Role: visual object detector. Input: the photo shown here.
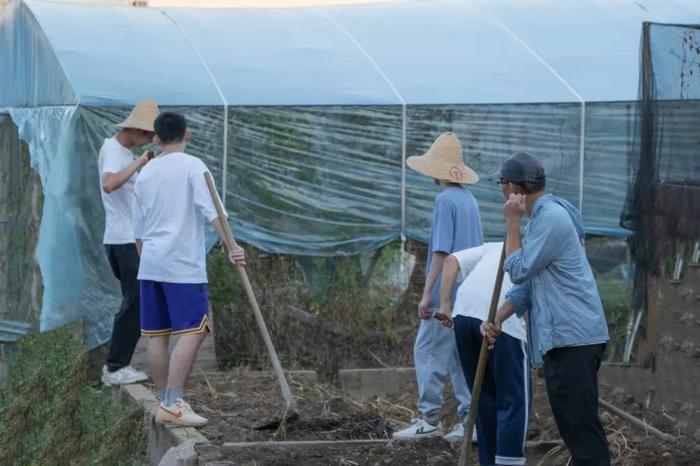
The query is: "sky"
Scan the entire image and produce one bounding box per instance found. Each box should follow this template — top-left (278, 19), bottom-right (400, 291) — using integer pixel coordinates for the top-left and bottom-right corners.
top-left (6, 0), bottom-right (406, 8)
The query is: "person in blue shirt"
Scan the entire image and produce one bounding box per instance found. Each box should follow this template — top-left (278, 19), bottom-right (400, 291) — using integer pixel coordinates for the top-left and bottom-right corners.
top-left (482, 153), bottom-right (611, 466)
top-left (393, 132), bottom-right (484, 442)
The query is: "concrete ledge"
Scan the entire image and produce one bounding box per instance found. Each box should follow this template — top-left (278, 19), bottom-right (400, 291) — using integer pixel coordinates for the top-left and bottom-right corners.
top-left (158, 439), bottom-right (199, 466)
top-left (338, 367), bottom-right (416, 398)
top-left (119, 384), bottom-right (209, 466)
top-left (222, 439), bottom-right (390, 453)
top-left (221, 438), bottom-right (563, 462)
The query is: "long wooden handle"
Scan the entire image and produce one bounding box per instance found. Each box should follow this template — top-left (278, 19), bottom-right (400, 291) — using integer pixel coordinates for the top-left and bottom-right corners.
top-left (204, 172), bottom-right (298, 417)
top-left (459, 241), bottom-right (507, 466)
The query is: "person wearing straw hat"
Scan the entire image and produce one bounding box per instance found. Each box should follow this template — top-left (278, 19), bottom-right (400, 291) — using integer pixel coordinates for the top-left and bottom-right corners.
top-left (393, 132), bottom-right (484, 442)
top-left (99, 99), bottom-right (160, 386)
top-left (133, 111), bottom-right (245, 427)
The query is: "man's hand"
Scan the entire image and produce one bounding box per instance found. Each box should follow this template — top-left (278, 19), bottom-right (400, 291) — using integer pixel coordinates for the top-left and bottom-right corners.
top-left (137, 150), bottom-right (154, 167)
top-left (503, 193), bottom-right (526, 220)
top-left (418, 294), bottom-right (432, 319)
top-left (434, 308), bottom-right (453, 329)
top-left (480, 320), bottom-right (502, 349)
top-left (228, 247), bottom-right (246, 266)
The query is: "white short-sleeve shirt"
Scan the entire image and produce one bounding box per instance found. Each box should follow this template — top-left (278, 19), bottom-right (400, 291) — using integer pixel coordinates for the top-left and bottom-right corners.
top-left (452, 242), bottom-right (527, 342)
top-left (133, 152), bottom-right (223, 284)
top-left (98, 137), bottom-right (137, 245)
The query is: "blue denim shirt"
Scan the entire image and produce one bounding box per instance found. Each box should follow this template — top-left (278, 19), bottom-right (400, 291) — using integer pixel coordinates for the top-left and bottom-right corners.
top-left (505, 194), bottom-right (609, 368)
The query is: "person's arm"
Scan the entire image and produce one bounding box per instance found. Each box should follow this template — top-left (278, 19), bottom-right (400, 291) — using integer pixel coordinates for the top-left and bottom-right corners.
top-left (480, 300), bottom-right (516, 349)
top-left (504, 211), bottom-right (567, 284)
top-left (437, 247), bottom-right (482, 327)
top-left (436, 255), bottom-right (459, 327)
top-left (480, 275), bottom-right (531, 348)
top-left (135, 239), bottom-right (142, 256)
top-left (102, 151), bottom-right (151, 193)
top-left (419, 195), bottom-right (456, 318)
top-left (419, 252), bottom-right (448, 318)
top-left (211, 217), bottom-right (245, 265)
top-left (503, 194), bottom-right (525, 256)
top-left (191, 168), bottom-right (245, 266)
top-left (506, 283), bottom-right (532, 318)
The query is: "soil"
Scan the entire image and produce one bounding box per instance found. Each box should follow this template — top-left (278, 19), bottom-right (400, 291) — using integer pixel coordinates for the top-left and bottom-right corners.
top-left (183, 369), bottom-right (389, 444)
top-left (177, 369), bottom-right (700, 465)
top-left (198, 439), bottom-right (464, 466)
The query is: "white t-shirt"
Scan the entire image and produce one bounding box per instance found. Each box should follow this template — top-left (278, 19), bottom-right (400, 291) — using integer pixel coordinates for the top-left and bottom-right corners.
top-left (452, 242), bottom-right (527, 342)
top-left (133, 153), bottom-right (223, 284)
top-left (98, 137), bottom-right (137, 245)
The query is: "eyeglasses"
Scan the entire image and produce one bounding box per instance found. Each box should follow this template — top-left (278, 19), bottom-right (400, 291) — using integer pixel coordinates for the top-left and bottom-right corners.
top-left (496, 178), bottom-right (510, 185)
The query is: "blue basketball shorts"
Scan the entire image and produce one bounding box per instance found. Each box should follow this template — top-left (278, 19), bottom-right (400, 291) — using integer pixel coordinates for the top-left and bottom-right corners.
top-left (139, 280), bottom-right (210, 337)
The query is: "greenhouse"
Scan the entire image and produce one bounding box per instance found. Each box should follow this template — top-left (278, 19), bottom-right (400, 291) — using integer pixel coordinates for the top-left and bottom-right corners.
top-left (1, 0), bottom-right (699, 348)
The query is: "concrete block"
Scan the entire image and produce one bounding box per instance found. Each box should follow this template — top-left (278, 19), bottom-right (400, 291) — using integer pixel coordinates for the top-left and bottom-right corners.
top-left (158, 439), bottom-right (198, 466)
top-left (338, 367), bottom-right (416, 398)
top-left (121, 383), bottom-right (158, 407)
top-left (119, 383), bottom-right (209, 466)
top-left (147, 420), bottom-right (208, 466)
top-left (168, 425), bottom-right (209, 445)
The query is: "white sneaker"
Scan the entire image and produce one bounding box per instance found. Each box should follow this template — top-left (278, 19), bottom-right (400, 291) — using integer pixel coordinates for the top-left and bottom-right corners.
top-left (101, 365), bottom-right (149, 386)
top-left (155, 398), bottom-right (208, 427)
top-left (392, 418), bottom-right (443, 440)
top-left (444, 423), bottom-right (478, 443)
top-left (123, 365), bottom-right (149, 382)
top-left (444, 423), bottom-right (464, 443)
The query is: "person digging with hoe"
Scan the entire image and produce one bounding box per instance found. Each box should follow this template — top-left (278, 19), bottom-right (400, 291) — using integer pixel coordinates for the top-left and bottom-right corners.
top-left (436, 239), bottom-right (530, 466)
top-left (133, 111), bottom-right (245, 427)
top-left (482, 152), bottom-right (611, 466)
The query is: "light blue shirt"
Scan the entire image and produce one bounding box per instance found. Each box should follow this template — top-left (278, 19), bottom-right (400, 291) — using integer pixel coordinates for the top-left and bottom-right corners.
top-left (505, 194), bottom-right (609, 368)
top-left (426, 186), bottom-right (484, 308)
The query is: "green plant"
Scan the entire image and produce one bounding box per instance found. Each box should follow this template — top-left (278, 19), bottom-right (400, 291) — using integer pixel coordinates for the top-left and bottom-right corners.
top-left (0, 322), bottom-right (147, 466)
top-left (598, 280), bottom-right (632, 361)
top-left (207, 240), bottom-right (418, 372)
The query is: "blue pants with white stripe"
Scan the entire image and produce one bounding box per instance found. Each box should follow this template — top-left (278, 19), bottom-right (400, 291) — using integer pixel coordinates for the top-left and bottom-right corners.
top-left (454, 316), bottom-right (531, 466)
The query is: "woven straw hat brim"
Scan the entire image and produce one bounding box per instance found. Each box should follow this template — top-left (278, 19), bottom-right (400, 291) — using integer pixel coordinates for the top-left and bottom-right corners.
top-left (117, 100), bottom-right (160, 132)
top-left (116, 121), bottom-right (154, 132)
top-left (406, 155), bottom-right (479, 184)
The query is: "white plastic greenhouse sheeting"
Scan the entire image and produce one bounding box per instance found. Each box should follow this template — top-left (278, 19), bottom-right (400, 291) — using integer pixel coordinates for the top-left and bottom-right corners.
top-left (1, 0), bottom-right (699, 107)
top-left (1, 0), bottom-right (699, 348)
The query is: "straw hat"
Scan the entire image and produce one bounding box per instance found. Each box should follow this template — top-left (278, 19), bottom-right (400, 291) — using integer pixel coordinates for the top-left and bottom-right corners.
top-left (116, 99), bottom-right (160, 132)
top-left (406, 132), bottom-right (479, 184)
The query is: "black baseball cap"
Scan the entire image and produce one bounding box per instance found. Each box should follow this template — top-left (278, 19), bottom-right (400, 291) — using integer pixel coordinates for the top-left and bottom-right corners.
top-left (492, 152), bottom-right (546, 184)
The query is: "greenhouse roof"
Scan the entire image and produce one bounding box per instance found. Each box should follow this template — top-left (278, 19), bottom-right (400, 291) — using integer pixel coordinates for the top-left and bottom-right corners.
top-left (1, 0), bottom-right (700, 107)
